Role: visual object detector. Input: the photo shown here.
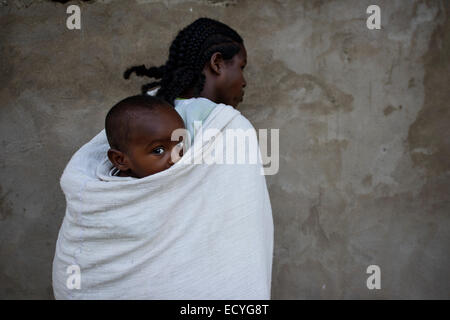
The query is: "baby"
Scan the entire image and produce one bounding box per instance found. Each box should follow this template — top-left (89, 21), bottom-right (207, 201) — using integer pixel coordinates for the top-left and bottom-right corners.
top-left (105, 95), bottom-right (186, 178)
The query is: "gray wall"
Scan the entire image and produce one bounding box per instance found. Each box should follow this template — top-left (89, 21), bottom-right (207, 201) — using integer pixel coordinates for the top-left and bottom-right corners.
top-left (1, 0), bottom-right (449, 299)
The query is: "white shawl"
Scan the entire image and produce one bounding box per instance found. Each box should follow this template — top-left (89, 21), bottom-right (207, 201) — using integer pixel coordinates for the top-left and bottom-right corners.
top-left (52, 101), bottom-right (273, 299)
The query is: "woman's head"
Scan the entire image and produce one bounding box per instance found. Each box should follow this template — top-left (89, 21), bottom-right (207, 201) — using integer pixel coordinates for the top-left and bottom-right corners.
top-left (124, 17), bottom-right (247, 108)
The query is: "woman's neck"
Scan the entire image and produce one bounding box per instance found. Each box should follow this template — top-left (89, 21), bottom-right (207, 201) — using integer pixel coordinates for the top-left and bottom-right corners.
top-left (179, 83), bottom-right (218, 103)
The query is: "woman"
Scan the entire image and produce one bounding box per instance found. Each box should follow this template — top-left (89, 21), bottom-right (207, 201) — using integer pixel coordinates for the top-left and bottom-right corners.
top-left (52, 17), bottom-right (273, 299)
top-left (124, 17), bottom-right (249, 148)
top-left (124, 17), bottom-right (247, 109)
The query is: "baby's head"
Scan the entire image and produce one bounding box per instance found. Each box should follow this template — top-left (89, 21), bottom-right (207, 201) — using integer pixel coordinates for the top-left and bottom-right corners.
top-left (105, 95), bottom-right (185, 178)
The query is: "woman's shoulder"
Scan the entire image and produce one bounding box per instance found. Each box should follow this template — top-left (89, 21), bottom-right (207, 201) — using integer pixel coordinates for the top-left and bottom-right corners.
top-left (224, 109), bottom-right (255, 131)
top-left (175, 97), bottom-right (217, 122)
top-left (146, 89), bottom-right (253, 130)
top-left (175, 96), bottom-right (216, 110)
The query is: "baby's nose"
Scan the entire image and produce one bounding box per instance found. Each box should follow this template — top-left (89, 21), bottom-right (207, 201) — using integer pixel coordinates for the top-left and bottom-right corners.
top-left (169, 142), bottom-right (184, 165)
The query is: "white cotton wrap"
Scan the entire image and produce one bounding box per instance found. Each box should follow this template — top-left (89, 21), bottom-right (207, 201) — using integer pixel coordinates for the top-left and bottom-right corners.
top-left (52, 102), bottom-right (274, 299)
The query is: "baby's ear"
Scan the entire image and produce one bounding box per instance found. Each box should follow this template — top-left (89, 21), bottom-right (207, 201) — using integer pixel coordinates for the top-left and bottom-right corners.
top-left (107, 149), bottom-right (130, 172)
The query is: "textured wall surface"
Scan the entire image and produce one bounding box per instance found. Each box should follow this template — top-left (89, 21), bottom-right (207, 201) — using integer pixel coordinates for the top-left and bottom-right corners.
top-left (0, 0), bottom-right (449, 299)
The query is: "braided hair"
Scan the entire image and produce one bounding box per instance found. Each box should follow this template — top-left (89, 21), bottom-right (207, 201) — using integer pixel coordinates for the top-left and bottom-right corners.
top-left (124, 17), bottom-right (243, 106)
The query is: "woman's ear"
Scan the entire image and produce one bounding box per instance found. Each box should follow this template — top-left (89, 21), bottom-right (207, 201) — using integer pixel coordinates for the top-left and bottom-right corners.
top-left (107, 149), bottom-right (131, 172)
top-left (208, 52), bottom-right (225, 75)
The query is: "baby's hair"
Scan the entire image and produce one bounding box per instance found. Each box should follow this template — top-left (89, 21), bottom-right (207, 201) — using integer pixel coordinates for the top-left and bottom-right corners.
top-left (123, 17), bottom-right (243, 106)
top-left (105, 95), bottom-right (168, 153)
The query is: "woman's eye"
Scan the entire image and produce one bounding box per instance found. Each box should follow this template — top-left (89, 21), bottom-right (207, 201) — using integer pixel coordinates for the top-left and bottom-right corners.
top-left (152, 147), bottom-right (164, 155)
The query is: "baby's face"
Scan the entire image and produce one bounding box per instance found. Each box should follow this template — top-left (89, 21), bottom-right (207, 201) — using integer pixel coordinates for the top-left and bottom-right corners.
top-left (124, 107), bottom-right (186, 178)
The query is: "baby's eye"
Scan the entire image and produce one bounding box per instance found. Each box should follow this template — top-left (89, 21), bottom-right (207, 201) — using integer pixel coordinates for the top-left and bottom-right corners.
top-left (152, 147), bottom-right (165, 155)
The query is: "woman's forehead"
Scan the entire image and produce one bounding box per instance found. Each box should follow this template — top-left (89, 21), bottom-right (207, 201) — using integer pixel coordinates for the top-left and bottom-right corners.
top-left (239, 44), bottom-right (247, 61)
top-left (230, 45), bottom-right (246, 65)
